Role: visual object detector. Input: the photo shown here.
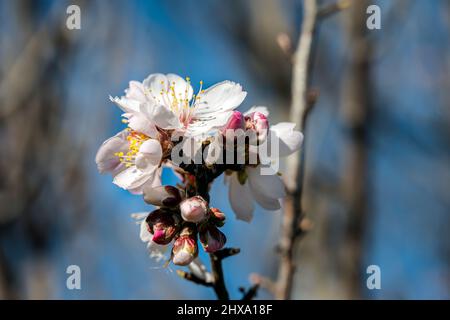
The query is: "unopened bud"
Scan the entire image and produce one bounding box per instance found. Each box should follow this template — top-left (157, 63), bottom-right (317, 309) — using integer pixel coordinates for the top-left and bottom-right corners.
top-left (180, 196), bottom-right (208, 223)
top-left (145, 209), bottom-right (180, 245)
top-left (210, 208), bottom-right (226, 227)
top-left (224, 111), bottom-right (244, 131)
top-left (199, 225), bottom-right (226, 253)
top-left (245, 111), bottom-right (269, 144)
top-left (172, 226), bottom-right (198, 266)
top-left (143, 185), bottom-right (182, 207)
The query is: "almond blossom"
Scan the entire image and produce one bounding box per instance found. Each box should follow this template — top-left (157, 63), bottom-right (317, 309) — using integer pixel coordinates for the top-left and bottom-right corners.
top-left (96, 73), bottom-right (247, 194)
top-left (225, 107), bottom-right (304, 222)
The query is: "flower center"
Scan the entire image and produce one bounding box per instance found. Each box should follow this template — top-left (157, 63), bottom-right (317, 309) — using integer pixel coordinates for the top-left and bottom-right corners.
top-left (146, 77), bottom-right (206, 128)
top-left (114, 129), bottom-right (149, 167)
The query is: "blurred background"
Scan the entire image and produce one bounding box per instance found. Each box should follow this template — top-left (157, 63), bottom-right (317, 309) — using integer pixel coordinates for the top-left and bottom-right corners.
top-left (0, 0), bottom-right (449, 299)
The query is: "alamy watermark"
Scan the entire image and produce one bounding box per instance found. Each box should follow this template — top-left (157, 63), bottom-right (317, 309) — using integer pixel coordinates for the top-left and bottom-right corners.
top-left (367, 5), bottom-right (381, 30)
top-left (66, 265), bottom-right (81, 290)
top-left (66, 5), bottom-right (81, 30)
top-left (366, 264), bottom-right (381, 290)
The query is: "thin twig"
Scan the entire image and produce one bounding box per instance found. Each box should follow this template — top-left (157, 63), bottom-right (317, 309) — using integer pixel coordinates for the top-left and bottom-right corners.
top-left (318, 0), bottom-right (352, 19)
top-left (277, 0), bottom-right (319, 300)
top-left (276, 0), bottom-right (350, 300)
top-left (176, 270), bottom-right (213, 287)
top-left (241, 284), bottom-right (260, 300)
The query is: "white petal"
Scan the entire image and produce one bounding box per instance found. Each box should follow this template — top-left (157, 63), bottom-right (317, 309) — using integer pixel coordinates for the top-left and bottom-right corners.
top-left (95, 130), bottom-right (128, 174)
top-left (142, 73), bottom-right (169, 95)
top-left (135, 140), bottom-right (162, 170)
top-left (127, 113), bottom-right (158, 137)
top-left (195, 81), bottom-right (247, 116)
top-left (125, 81), bottom-right (148, 103)
top-left (139, 218), bottom-right (152, 242)
top-left (128, 168), bottom-right (162, 195)
top-left (112, 166), bottom-right (154, 190)
top-left (110, 95), bottom-right (141, 114)
top-left (247, 166), bottom-right (285, 210)
top-left (148, 241), bottom-right (169, 262)
top-left (139, 139), bottom-right (162, 158)
top-left (228, 174), bottom-right (254, 222)
top-left (269, 122), bottom-right (303, 157)
top-left (140, 103), bottom-right (180, 129)
top-left (166, 73), bottom-right (193, 101)
top-left (244, 106), bottom-right (269, 117)
top-left (187, 111), bottom-right (234, 136)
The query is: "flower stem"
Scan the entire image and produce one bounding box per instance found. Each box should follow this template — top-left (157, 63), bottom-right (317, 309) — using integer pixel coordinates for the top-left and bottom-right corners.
top-left (209, 252), bottom-right (229, 300)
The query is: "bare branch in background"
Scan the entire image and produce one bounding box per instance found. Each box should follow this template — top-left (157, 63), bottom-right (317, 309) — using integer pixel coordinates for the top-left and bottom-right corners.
top-left (0, 0), bottom-right (87, 299)
top-left (276, 0), bottom-right (350, 300)
top-left (339, 0), bottom-right (372, 298)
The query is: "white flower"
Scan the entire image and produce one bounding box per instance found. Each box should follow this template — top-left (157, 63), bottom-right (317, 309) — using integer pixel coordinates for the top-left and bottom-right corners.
top-left (95, 129), bottom-right (162, 194)
top-left (226, 107), bottom-right (304, 222)
top-left (97, 73), bottom-right (247, 193)
top-left (111, 73), bottom-right (247, 139)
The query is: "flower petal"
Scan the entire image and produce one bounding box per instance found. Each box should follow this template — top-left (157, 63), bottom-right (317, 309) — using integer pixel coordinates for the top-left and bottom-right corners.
top-left (127, 113), bottom-right (158, 137)
top-left (95, 130), bottom-right (128, 175)
top-left (110, 95), bottom-right (141, 114)
top-left (135, 139), bottom-right (162, 170)
top-left (139, 218), bottom-right (152, 242)
top-left (186, 110), bottom-right (234, 136)
top-left (143, 73), bottom-right (169, 96)
top-left (140, 103), bottom-right (180, 129)
top-left (228, 174), bottom-right (254, 222)
top-left (244, 106), bottom-right (269, 117)
top-left (166, 73), bottom-right (193, 101)
top-left (147, 240), bottom-right (169, 262)
top-left (128, 167), bottom-right (162, 195)
top-left (269, 122), bottom-right (303, 157)
top-left (125, 81), bottom-right (148, 103)
top-left (247, 166), bottom-right (285, 210)
top-left (195, 81), bottom-right (247, 115)
top-left (112, 166), bottom-right (154, 191)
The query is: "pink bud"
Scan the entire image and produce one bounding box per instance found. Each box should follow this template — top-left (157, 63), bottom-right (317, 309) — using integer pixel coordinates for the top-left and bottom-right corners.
top-left (199, 225), bottom-right (226, 253)
top-left (143, 185), bottom-right (182, 207)
top-left (224, 111), bottom-right (244, 131)
top-left (172, 226), bottom-right (198, 266)
top-left (179, 196), bottom-right (208, 223)
top-left (145, 209), bottom-right (180, 245)
top-left (210, 208), bottom-right (226, 227)
top-left (245, 112), bottom-right (269, 143)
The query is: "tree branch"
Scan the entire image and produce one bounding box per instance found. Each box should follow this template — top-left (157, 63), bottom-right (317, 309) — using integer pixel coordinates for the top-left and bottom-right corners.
top-left (176, 270), bottom-right (213, 287)
top-left (209, 247), bottom-right (240, 300)
top-left (276, 0), bottom-right (319, 300)
top-left (275, 0), bottom-right (350, 300)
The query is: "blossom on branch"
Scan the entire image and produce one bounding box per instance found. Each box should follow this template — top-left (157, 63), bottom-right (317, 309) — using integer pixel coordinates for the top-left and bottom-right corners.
top-left (96, 73), bottom-right (303, 269)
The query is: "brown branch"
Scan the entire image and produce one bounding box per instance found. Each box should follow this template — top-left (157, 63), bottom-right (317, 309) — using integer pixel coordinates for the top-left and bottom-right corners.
top-left (275, 0), bottom-right (350, 300)
top-left (176, 270), bottom-right (213, 287)
top-left (318, 0), bottom-right (352, 19)
top-left (276, 0), bottom-right (319, 300)
top-left (339, 0), bottom-right (372, 298)
top-left (241, 284), bottom-right (260, 300)
top-left (209, 248), bottom-right (240, 300)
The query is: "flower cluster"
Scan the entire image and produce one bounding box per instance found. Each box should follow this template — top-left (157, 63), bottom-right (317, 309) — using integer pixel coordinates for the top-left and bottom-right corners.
top-left (96, 73), bottom-right (302, 264)
top-left (141, 189), bottom-right (226, 265)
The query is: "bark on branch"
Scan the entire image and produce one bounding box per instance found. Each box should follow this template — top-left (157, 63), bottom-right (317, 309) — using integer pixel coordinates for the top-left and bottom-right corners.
top-left (276, 0), bottom-right (350, 300)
